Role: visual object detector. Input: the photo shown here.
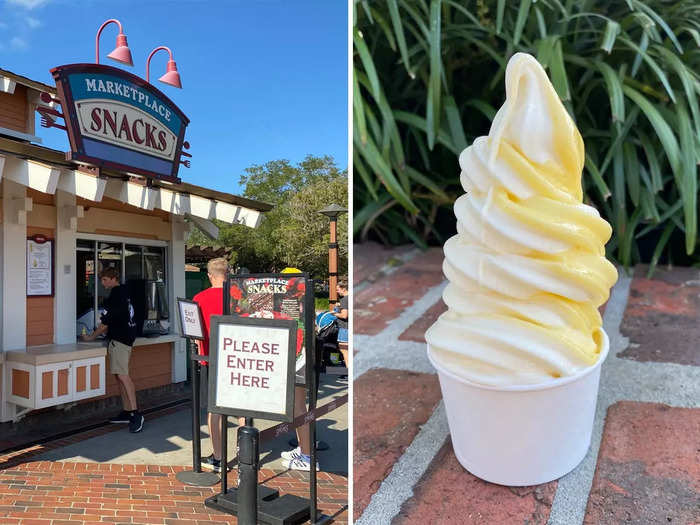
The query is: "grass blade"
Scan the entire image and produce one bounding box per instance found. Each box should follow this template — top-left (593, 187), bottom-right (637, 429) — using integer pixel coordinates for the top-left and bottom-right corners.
top-left (354, 27), bottom-right (381, 100)
top-left (496, 0), bottom-right (506, 35)
top-left (600, 19), bottom-right (620, 53)
top-left (594, 60), bottom-right (625, 123)
top-left (426, 0), bottom-right (443, 150)
top-left (513, 0), bottom-right (533, 46)
top-left (646, 222), bottom-right (674, 277)
top-left (623, 85), bottom-right (680, 175)
top-left (550, 38), bottom-right (571, 101)
top-left (623, 142), bottom-right (640, 207)
top-left (676, 99), bottom-right (698, 254)
top-left (444, 95), bottom-right (468, 152)
top-left (388, 0), bottom-right (415, 77)
top-left (584, 153), bottom-right (611, 201)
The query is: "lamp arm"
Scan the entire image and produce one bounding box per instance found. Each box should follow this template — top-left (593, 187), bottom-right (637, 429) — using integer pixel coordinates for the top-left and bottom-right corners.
top-left (146, 46), bottom-right (174, 83)
top-left (95, 19), bottom-right (124, 64)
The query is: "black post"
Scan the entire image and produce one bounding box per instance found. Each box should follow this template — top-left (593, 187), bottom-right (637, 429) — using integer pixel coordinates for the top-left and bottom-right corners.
top-left (308, 281), bottom-right (318, 523)
top-left (221, 415), bottom-right (228, 494)
top-left (237, 425), bottom-right (259, 525)
top-left (192, 358), bottom-right (201, 472)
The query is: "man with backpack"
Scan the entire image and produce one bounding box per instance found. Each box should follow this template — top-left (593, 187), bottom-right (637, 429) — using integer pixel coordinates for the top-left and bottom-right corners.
top-left (82, 267), bottom-right (143, 433)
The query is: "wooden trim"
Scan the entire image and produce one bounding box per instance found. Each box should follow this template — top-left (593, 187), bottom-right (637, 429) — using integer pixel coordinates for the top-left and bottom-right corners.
top-left (90, 364), bottom-right (100, 390)
top-left (41, 371), bottom-right (53, 399)
top-left (12, 369), bottom-right (30, 398)
top-left (76, 365), bottom-right (86, 392)
top-left (94, 229), bottom-right (159, 240)
top-left (58, 368), bottom-right (69, 397)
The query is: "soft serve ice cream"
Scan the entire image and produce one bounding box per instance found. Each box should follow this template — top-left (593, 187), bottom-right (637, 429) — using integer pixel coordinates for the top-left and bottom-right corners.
top-left (425, 53), bottom-right (618, 386)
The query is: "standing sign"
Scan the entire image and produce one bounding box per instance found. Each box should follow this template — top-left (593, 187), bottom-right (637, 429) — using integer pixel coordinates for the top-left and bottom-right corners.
top-left (208, 316), bottom-right (297, 422)
top-left (27, 235), bottom-right (53, 296)
top-left (227, 273), bottom-right (312, 385)
top-left (51, 63), bottom-right (189, 183)
top-left (176, 298), bottom-right (205, 340)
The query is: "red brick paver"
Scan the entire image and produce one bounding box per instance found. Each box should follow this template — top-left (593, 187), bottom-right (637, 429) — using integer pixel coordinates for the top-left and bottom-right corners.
top-left (584, 402), bottom-right (700, 524)
top-left (354, 248), bottom-right (443, 335)
top-left (620, 266), bottom-right (700, 366)
top-left (0, 461), bottom-right (348, 524)
top-left (398, 299), bottom-right (446, 342)
top-left (353, 368), bottom-right (442, 517)
top-left (396, 439), bottom-right (557, 524)
top-left (353, 242), bottom-right (416, 286)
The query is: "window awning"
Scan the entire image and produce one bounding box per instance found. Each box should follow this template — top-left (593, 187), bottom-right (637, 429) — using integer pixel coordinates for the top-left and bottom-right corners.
top-left (0, 152), bottom-right (266, 229)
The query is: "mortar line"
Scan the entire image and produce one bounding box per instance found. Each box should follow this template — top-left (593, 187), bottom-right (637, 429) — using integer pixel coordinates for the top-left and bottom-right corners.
top-left (548, 272), bottom-right (632, 525)
top-left (355, 403), bottom-right (449, 525)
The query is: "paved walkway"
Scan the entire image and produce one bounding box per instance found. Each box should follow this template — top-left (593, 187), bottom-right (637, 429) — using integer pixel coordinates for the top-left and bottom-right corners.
top-left (0, 376), bottom-right (348, 524)
top-left (353, 242), bottom-right (699, 524)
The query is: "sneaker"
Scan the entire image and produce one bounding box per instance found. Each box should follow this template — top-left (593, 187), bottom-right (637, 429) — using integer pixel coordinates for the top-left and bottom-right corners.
top-left (281, 446), bottom-right (303, 461)
top-left (281, 455), bottom-right (319, 472)
top-left (201, 454), bottom-right (221, 473)
top-left (108, 410), bottom-right (131, 424)
top-left (128, 412), bottom-right (145, 433)
top-left (201, 454), bottom-right (230, 473)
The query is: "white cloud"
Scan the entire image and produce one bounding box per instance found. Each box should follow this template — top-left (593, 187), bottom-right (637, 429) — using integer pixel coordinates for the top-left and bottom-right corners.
top-left (10, 36), bottom-right (27, 49)
top-left (7, 0), bottom-right (49, 9)
top-left (26, 16), bottom-right (41, 28)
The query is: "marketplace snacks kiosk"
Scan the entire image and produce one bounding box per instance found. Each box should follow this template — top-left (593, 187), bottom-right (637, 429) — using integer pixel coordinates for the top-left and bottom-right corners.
top-left (0, 65), bottom-right (270, 423)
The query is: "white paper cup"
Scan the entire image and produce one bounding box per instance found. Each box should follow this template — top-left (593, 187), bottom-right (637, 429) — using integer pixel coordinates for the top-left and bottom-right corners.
top-left (427, 329), bottom-right (609, 486)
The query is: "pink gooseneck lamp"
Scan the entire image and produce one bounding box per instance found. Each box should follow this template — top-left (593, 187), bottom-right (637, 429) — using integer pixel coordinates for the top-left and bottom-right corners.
top-left (95, 19), bottom-right (133, 66)
top-left (146, 46), bottom-right (182, 89)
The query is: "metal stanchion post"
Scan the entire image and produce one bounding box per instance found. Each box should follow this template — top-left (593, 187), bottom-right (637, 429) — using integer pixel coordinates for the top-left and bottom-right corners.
top-left (176, 343), bottom-right (219, 486)
top-left (221, 414), bottom-right (228, 494)
top-left (237, 425), bottom-right (259, 525)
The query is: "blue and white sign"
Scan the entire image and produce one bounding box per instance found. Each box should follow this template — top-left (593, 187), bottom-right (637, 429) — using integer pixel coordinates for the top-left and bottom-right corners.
top-left (51, 64), bottom-right (189, 182)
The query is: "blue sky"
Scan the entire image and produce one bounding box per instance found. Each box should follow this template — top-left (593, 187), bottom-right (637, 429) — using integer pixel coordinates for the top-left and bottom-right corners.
top-left (0, 0), bottom-right (348, 195)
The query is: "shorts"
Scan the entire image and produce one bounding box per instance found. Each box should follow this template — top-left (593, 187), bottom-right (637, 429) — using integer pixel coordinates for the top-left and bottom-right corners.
top-left (108, 339), bottom-right (133, 375)
top-left (338, 328), bottom-right (348, 343)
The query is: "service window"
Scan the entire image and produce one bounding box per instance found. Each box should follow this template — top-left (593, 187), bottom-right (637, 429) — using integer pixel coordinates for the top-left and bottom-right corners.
top-left (76, 239), bottom-right (169, 338)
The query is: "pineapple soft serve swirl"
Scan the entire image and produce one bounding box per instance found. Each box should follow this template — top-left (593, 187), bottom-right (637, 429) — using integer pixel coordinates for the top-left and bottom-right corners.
top-left (425, 53), bottom-right (618, 386)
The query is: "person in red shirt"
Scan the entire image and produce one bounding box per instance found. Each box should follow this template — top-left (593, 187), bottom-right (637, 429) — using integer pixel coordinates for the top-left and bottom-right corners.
top-left (192, 257), bottom-right (242, 473)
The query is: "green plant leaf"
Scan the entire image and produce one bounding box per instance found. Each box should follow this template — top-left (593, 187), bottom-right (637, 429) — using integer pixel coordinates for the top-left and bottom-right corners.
top-left (496, 0), bottom-right (506, 35)
top-left (444, 95), bottom-right (468, 152)
top-left (550, 39), bottom-right (571, 101)
top-left (426, 0), bottom-right (443, 150)
top-left (623, 85), bottom-right (680, 175)
top-left (594, 60), bottom-right (625, 123)
top-left (354, 27), bottom-right (382, 101)
top-left (388, 0), bottom-right (415, 77)
top-left (513, 0), bottom-right (533, 45)
top-left (647, 222), bottom-right (674, 277)
top-left (600, 19), bottom-right (620, 53)
top-left (584, 154), bottom-right (611, 201)
top-left (675, 99), bottom-right (698, 254)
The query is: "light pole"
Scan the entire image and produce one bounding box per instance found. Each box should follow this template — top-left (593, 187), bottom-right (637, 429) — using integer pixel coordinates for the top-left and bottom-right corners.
top-left (146, 46), bottom-right (182, 88)
top-left (95, 19), bottom-right (133, 66)
top-left (318, 204), bottom-right (347, 306)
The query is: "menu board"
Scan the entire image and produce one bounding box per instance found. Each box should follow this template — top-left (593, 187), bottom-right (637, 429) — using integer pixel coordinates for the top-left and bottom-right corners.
top-left (228, 275), bottom-right (309, 378)
top-left (27, 237), bottom-right (53, 296)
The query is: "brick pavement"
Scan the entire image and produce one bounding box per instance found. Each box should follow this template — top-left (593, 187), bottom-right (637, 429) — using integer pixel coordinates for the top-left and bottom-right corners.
top-left (0, 405), bottom-right (348, 524)
top-left (353, 244), bottom-right (700, 524)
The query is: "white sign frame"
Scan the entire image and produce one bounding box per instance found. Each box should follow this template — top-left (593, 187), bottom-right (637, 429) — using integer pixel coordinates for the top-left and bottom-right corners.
top-left (208, 316), bottom-right (297, 422)
top-left (176, 297), bottom-right (205, 341)
top-left (27, 237), bottom-right (53, 296)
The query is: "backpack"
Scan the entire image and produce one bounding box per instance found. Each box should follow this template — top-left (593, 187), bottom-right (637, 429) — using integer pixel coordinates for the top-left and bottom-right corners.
top-left (315, 311), bottom-right (338, 341)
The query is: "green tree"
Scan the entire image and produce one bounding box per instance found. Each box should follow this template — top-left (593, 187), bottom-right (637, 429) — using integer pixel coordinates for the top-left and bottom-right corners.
top-left (187, 155), bottom-right (348, 280)
top-left (240, 155), bottom-right (345, 204)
